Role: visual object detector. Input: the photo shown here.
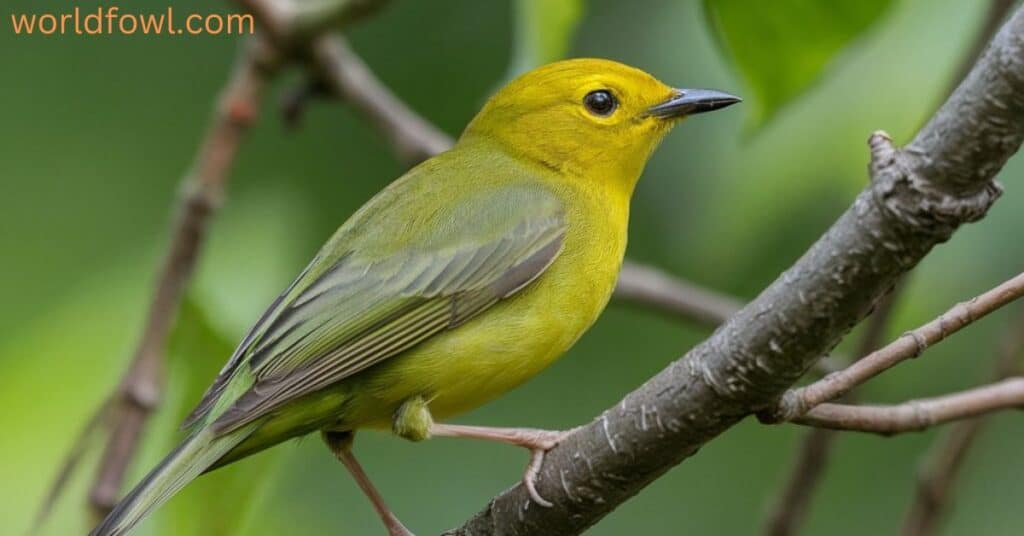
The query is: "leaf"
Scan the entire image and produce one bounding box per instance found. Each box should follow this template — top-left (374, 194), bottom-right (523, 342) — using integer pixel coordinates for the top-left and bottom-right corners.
top-left (704, 0), bottom-right (893, 126)
top-left (507, 0), bottom-right (585, 77)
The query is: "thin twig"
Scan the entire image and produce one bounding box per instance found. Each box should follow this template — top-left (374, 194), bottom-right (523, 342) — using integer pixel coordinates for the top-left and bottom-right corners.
top-left (767, 271), bottom-right (1024, 423)
top-left (902, 303), bottom-right (1024, 536)
top-left (902, 419), bottom-right (985, 536)
top-left (32, 399), bottom-right (112, 531)
top-left (766, 3), bottom-right (1018, 529)
top-left (792, 378), bottom-right (1024, 434)
top-left (247, 0), bottom-right (393, 45)
top-left (83, 35), bottom-right (281, 519)
top-left (47, 0), bottom-right (397, 524)
top-left (762, 285), bottom-right (903, 536)
top-left (614, 261), bottom-right (742, 326)
top-left (309, 35), bottom-right (453, 165)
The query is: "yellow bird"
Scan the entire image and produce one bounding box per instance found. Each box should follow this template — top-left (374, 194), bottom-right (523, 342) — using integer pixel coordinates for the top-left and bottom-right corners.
top-left (93, 58), bottom-right (739, 536)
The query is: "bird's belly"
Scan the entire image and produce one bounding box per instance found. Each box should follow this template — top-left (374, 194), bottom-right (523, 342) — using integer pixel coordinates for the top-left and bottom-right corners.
top-left (341, 248), bottom-right (621, 428)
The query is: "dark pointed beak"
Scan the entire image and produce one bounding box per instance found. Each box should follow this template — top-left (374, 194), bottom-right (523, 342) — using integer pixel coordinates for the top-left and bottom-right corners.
top-left (647, 88), bottom-right (742, 119)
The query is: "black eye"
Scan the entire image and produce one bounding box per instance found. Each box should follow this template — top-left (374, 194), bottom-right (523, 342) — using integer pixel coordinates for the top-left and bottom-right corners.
top-left (583, 90), bottom-right (617, 116)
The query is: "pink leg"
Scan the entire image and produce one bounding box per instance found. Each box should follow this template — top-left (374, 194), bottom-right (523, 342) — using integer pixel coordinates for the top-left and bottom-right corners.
top-left (429, 423), bottom-right (575, 507)
top-left (323, 432), bottom-right (413, 536)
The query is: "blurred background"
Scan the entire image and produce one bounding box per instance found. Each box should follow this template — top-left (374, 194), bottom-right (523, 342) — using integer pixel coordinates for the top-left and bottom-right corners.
top-left (3, 0), bottom-right (1022, 534)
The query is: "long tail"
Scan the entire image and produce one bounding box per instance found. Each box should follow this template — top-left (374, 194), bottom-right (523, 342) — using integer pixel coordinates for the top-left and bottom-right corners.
top-left (90, 425), bottom-right (254, 536)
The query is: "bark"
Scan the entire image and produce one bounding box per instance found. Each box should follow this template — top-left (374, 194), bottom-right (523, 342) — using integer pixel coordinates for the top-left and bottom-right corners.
top-left (447, 8), bottom-right (1024, 535)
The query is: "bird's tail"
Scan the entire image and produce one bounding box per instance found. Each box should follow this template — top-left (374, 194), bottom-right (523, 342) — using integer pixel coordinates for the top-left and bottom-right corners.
top-left (90, 424), bottom-right (254, 536)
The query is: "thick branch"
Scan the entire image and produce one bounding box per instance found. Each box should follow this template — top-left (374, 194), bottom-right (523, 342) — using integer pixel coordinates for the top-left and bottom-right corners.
top-left (769, 271), bottom-right (1024, 422)
top-left (793, 378), bottom-right (1024, 434)
top-left (762, 285), bottom-right (902, 536)
top-left (449, 8), bottom-right (1024, 535)
top-left (763, 5), bottom-right (1015, 524)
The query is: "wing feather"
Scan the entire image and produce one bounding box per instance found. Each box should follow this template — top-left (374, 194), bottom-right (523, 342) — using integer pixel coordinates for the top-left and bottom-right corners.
top-left (201, 191), bottom-right (566, 434)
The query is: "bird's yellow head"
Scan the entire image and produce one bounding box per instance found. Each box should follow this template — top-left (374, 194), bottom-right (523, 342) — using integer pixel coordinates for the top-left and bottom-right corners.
top-left (461, 58), bottom-right (739, 193)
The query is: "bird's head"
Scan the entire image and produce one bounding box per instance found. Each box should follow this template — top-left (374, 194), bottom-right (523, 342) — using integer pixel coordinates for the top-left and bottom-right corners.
top-left (461, 58), bottom-right (740, 193)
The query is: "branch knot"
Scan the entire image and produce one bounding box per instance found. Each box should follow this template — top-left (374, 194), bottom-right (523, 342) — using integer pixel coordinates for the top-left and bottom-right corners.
top-left (868, 133), bottom-right (1003, 244)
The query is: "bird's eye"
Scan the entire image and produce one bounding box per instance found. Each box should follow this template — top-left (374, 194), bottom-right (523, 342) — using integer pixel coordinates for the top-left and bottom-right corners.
top-left (583, 90), bottom-right (617, 117)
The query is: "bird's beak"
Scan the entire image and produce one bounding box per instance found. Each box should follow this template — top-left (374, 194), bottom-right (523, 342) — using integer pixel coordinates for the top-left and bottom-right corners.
top-left (647, 88), bottom-right (742, 119)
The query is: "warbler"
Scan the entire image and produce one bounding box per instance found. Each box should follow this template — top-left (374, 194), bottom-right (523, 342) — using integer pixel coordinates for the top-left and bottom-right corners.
top-left (92, 58), bottom-right (739, 536)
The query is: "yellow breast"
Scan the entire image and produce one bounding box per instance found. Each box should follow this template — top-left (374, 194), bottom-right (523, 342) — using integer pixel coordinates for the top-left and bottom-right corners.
top-left (346, 175), bottom-right (630, 427)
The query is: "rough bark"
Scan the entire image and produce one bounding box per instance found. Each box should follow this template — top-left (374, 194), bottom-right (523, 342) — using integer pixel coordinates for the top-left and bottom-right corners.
top-left (447, 8), bottom-right (1024, 535)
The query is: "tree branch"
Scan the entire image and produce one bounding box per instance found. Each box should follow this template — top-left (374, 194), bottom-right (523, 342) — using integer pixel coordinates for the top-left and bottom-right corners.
top-left (763, 3), bottom-right (1016, 525)
top-left (792, 378), bottom-right (1024, 434)
top-left (613, 261), bottom-right (742, 326)
top-left (902, 303), bottom-right (1024, 536)
top-left (61, 0), bottom-right (395, 522)
top-left (762, 284), bottom-right (902, 536)
top-left (308, 35), bottom-right (452, 165)
top-left (768, 271), bottom-right (1024, 423)
top-left (448, 7), bottom-right (1024, 535)
top-left (235, 0), bottom-right (392, 47)
top-left (85, 35), bottom-right (281, 519)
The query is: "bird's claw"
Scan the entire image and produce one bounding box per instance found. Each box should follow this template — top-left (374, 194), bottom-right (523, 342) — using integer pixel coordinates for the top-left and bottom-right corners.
top-left (519, 429), bottom-right (574, 507)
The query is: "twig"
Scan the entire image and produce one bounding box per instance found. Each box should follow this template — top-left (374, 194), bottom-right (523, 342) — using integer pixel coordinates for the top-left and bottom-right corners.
top-left (83, 35), bottom-right (281, 519)
top-left (308, 35), bottom-right (453, 165)
top-left (902, 304), bottom-right (1024, 536)
top-left (236, 0), bottom-right (391, 46)
top-left (449, 7), bottom-right (1024, 533)
top-left (766, 2), bottom-right (1017, 528)
top-left (613, 261), bottom-right (742, 326)
top-left (32, 399), bottom-right (112, 531)
top-left (767, 271), bottom-right (1024, 423)
top-left (903, 419), bottom-right (985, 536)
top-left (762, 285), bottom-right (902, 536)
top-left (792, 378), bottom-right (1024, 434)
top-left (49, 0), bottom-right (398, 523)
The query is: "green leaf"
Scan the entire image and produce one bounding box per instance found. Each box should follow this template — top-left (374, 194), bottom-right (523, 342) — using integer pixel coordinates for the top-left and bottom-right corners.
top-left (704, 0), bottom-right (893, 126)
top-left (507, 0), bottom-right (585, 77)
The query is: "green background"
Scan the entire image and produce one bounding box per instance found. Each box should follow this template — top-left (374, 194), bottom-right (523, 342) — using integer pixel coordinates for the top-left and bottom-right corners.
top-left (2, 0), bottom-right (1021, 534)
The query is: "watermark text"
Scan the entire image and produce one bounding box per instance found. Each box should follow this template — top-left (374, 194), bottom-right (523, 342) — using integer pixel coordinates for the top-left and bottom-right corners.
top-left (10, 7), bottom-right (254, 36)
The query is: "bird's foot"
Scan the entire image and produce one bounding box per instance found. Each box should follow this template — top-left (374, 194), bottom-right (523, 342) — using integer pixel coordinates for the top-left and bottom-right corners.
top-left (427, 424), bottom-right (577, 507)
top-left (322, 431), bottom-right (416, 536)
top-left (519, 429), bottom-right (573, 507)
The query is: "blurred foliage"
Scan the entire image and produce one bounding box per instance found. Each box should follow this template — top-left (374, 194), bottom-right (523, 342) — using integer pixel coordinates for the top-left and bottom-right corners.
top-left (704, 0), bottom-right (894, 127)
top-left (3, 0), bottom-right (1022, 535)
top-left (156, 299), bottom-right (279, 536)
top-left (507, 0), bottom-right (584, 77)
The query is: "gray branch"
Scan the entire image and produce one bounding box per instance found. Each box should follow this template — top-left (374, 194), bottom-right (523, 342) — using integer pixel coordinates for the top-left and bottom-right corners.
top-left (792, 378), bottom-right (1024, 434)
top-left (447, 7), bottom-right (1024, 535)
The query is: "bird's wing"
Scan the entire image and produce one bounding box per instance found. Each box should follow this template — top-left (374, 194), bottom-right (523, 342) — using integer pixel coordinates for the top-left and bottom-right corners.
top-left (185, 182), bottom-right (567, 434)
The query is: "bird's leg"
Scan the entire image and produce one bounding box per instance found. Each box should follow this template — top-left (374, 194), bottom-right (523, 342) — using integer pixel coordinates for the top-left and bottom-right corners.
top-left (392, 396), bottom-right (574, 507)
top-left (428, 423), bottom-right (574, 507)
top-left (322, 431), bottom-right (414, 536)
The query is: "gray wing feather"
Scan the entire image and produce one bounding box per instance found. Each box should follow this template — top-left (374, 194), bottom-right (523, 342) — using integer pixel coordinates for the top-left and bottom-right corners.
top-left (208, 215), bottom-right (565, 434)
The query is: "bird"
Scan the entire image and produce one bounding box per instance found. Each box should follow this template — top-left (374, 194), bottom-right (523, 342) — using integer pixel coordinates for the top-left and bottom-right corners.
top-left (91, 58), bottom-right (739, 536)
